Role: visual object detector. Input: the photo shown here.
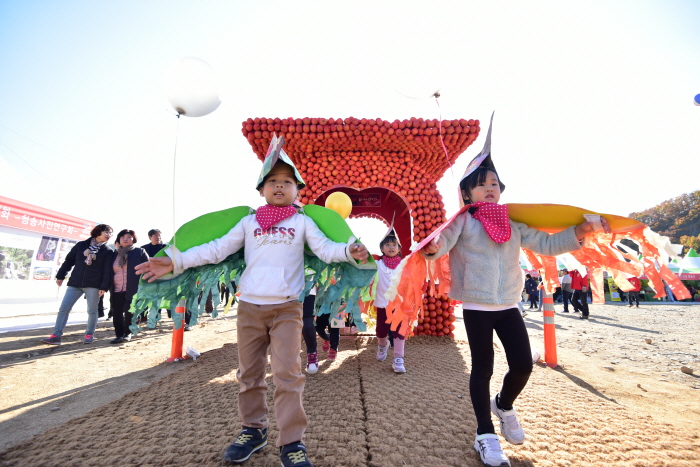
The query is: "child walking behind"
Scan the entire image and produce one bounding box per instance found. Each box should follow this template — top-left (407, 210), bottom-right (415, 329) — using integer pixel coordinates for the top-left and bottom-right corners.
top-left (422, 117), bottom-right (609, 467)
top-left (301, 287), bottom-right (340, 373)
top-left (136, 138), bottom-right (368, 467)
top-left (374, 227), bottom-right (406, 373)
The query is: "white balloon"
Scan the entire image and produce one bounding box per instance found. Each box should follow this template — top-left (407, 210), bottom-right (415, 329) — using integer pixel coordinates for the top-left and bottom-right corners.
top-left (165, 57), bottom-right (221, 117)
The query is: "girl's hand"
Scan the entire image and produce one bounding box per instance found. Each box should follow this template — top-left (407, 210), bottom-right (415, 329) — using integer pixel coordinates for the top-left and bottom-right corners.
top-left (575, 216), bottom-right (612, 240)
top-left (422, 236), bottom-right (443, 255)
top-left (135, 256), bottom-right (174, 282)
top-left (349, 243), bottom-right (369, 263)
top-left (56, 279), bottom-right (63, 287)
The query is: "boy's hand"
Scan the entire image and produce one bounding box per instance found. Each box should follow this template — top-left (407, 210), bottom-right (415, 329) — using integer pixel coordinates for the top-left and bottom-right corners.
top-left (349, 243), bottom-right (369, 263)
top-left (135, 256), bottom-right (174, 282)
top-left (422, 236), bottom-right (443, 255)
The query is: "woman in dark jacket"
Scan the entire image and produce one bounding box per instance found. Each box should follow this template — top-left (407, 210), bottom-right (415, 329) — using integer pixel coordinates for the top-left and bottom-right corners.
top-left (109, 229), bottom-right (149, 344)
top-left (524, 274), bottom-right (539, 309)
top-left (41, 224), bottom-right (113, 345)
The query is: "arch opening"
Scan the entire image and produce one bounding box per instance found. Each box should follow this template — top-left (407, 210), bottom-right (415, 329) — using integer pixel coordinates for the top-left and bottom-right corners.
top-left (315, 186), bottom-right (413, 253)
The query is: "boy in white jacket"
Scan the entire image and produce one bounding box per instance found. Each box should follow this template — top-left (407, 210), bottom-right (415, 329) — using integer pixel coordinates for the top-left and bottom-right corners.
top-left (136, 138), bottom-right (368, 467)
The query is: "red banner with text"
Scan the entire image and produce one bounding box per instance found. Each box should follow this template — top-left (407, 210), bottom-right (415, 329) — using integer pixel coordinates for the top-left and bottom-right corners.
top-left (0, 196), bottom-right (96, 241)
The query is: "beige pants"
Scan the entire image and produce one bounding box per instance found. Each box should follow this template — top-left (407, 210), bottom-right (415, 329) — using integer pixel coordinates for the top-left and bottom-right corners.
top-left (236, 299), bottom-right (307, 446)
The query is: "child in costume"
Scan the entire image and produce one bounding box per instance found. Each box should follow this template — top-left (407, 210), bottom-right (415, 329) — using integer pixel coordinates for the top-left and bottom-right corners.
top-left (373, 225), bottom-right (407, 373)
top-left (135, 136), bottom-right (369, 467)
top-left (421, 116), bottom-right (610, 467)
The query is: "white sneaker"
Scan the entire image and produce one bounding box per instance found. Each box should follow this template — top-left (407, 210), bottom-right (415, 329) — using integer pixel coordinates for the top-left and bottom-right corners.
top-left (376, 344), bottom-right (388, 362)
top-left (392, 357), bottom-right (406, 373)
top-left (473, 433), bottom-right (510, 467)
top-left (490, 394), bottom-right (525, 445)
top-left (306, 352), bottom-right (318, 375)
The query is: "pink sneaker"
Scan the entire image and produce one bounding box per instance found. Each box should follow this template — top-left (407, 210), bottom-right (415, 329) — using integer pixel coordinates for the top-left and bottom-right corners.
top-left (322, 340), bottom-right (330, 353)
top-left (306, 352), bottom-right (318, 374)
top-left (327, 348), bottom-right (337, 361)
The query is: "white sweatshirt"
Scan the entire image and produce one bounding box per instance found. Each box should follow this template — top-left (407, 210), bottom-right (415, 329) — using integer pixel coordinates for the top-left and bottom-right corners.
top-left (166, 213), bottom-right (355, 305)
top-left (373, 258), bottom-right (397, 309)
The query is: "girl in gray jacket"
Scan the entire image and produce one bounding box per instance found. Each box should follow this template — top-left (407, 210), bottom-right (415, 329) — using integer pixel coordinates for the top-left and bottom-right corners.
top-left (423, 147), bottom-right (608, 467)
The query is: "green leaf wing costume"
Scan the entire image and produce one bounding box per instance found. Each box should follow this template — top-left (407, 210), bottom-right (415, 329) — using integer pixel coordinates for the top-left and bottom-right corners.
top-left (129, 204), bottom-right (376, 334)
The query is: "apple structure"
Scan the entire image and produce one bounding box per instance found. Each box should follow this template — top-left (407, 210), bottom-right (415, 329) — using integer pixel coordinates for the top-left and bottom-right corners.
top-left (242, 116), bottom-right (481, 250)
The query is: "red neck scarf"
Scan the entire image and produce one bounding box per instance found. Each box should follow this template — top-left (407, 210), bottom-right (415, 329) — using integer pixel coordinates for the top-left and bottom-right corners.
top-left (469, 202), bottom-right (511, 244)
top-left (382, 255), bottom-right (402, 269)
top-left (255, 204), bottom-right (297, 231)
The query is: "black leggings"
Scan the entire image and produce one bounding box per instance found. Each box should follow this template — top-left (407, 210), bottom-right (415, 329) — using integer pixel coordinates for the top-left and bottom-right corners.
top-left (315, 312), bottom-right (340, 350)
top-left (463, 307), bottom-right (533, 435)
top-left (302, 295), bottom-right (318, 353)
top-left (301, 294), bottom-right (340, 352)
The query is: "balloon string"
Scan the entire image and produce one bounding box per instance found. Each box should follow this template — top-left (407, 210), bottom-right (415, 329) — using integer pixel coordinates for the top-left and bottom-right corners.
top-left (171, 114), bottom-right (181, 271)
top-left (435, 96), bottom-right (454, 179)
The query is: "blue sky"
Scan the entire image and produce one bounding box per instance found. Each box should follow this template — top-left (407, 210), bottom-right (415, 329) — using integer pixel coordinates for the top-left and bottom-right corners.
top-left (1, 1), bottom-right (698, 252)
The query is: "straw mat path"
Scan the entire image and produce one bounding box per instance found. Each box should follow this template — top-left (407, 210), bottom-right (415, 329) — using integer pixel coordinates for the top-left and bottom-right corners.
top-left (1, 335), bottom-right (699, 467)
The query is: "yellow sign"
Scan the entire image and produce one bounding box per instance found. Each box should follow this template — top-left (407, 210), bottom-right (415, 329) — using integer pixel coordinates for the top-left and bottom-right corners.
top-left (607, 277), bottom-right (621, 301)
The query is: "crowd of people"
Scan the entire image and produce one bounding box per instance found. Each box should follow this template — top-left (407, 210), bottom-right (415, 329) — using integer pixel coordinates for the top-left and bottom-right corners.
top-left (34, 125), bottom-right (694, 467)
top-left (40, 228), bottom-right (166, 346)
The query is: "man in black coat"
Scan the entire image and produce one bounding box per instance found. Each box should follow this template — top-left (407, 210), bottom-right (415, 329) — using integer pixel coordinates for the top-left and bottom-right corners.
top-left (141, 229), bottom-right (166, 258)
top-left (140, 229), bottom-right (169, 319)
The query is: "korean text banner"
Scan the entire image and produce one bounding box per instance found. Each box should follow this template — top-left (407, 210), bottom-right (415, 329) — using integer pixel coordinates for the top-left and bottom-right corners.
top-left (0, 196), bottom-right (96, 241)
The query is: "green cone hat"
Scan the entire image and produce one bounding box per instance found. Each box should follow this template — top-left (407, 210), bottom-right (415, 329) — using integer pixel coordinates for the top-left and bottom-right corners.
top-left (256, 133), bottom-right (306, 190)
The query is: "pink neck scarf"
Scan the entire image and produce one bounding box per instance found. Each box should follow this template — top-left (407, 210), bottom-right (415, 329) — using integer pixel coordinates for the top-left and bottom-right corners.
top-left (469, 202), bottom-right (511, 244)
top-left (382, 255), bottom-right (402, 269)
top-left (255, 204), bottom-right (297, 231)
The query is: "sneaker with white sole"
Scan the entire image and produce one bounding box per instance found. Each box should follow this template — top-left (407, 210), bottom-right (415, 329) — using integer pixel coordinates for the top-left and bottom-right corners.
top-left (41, 335), bottom-right (61, 345)
top-left (223, 427), bottom-right (267, 463)
top-left (306, 352), bottom-right (318, 374)
top-left (490, 394), bottom-right (525, 445)
top-left (474, 433), bottom-right (510, 466)
top-left (392, 357), bottom-right (406, 373)
top-left (280, 441), bottom-right (313, 467)
top-left (376, 344), bottom-right (388, 361)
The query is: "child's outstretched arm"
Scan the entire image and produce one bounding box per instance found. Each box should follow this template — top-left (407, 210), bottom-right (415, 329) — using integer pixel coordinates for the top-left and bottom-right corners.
top-left (349, 243), bottom-right (369, 263)
top-left (420, 212), bottom-right (467, 258)
top-left (135, 257), bottom-right (174, 283)
top-left (421, 236), bottom-right (443, 255)
top-left (574, 216), bottom-right (612, 239)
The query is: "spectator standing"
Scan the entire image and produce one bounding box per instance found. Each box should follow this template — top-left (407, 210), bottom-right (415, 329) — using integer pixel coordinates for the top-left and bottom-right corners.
top-left (524, 274), bottom-right (538, 309)
top-left (140, 229), bottom-right (168, 320)
top-left (536, 274), bottom-right (544, 312)
top-left (627, 276), bottom-right (641, 308)
top-left (141, 229), bottom-right (166, 258)
top-left (559, 269), bottom-right (573, 313)
top-left (41, 224), bottom-right (113, 345)
top-left (109, 229), bottom-right (149, 344)
top-left (570, 269), bottom-right (590, 319)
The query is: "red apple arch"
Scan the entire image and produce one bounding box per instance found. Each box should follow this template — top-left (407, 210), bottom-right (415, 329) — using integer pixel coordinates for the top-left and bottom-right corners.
top-left (242, 116), bottom-right (481, 249)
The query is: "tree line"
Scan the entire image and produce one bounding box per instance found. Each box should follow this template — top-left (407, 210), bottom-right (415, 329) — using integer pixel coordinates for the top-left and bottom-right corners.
top-left (629, 190), bottom-right (700, 252)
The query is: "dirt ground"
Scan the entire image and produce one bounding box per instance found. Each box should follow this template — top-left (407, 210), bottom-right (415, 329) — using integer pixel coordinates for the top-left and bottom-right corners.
top-left (1, 301), bottom-right (699, 455)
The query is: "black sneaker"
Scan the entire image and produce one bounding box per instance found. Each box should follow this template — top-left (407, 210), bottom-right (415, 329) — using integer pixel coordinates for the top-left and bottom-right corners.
top-left (223, 427), bottom-right (267, 463)
top-left (280, 442), bottom-right (313, 467)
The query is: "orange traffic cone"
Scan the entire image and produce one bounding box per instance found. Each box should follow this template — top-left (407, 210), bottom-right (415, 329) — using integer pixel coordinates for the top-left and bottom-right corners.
top-left (166, 299), bottom-right (187, 362)
top-left (542, 294), bottom-right (558, 368)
